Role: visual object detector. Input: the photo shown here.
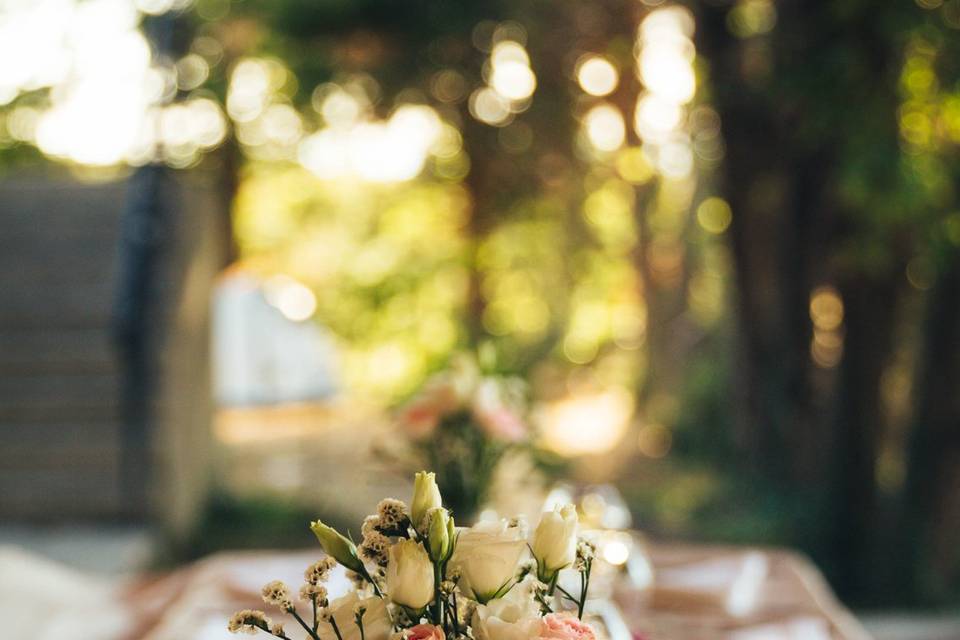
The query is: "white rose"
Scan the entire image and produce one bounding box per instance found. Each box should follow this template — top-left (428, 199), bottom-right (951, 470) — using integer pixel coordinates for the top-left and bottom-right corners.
top-left (320, 592), bottom-right (391, 640)
top-left (411, 471), bottom-right (443, 530)
top-left (531, 504), bottom-right (578, 580)
top-left (386, 539), bottom-right (435, 610)
top-left (472, 579), bottom-right (542, 640)
top-left (449, 520), bottom-right (526, 603)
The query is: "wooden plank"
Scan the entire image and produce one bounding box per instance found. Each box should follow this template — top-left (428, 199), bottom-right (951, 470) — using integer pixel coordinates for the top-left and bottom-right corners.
top-left (0, 371), bottom-right (119, 400)
top-left (0, 328), bottom-right (115, 375)
top-left (0, 401), bottom-right (119, 423)
top-left (0, 420), bottom-right (119, 445)
top-left (0, 466), bottom-right (123, 517)
top-left (0, 443), bottom-right (121, 470)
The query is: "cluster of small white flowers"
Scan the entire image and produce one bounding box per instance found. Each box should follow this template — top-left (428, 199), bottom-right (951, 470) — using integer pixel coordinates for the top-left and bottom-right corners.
top-left (299, 583), bottom-right (328, 604)
top-left (304, 557), bottom-right (337, 585)
top-left (359, 531), bottom-right (391, 566)
top-left (507, 516), bottom-right (528, 536)
top-left (516, 558), bottom-right (536, 580)
top-left (261, 581), bottom-right (293, 611)
top-left (575, 538), bottom-right (596, 572)
top-left (376, 498), bottom-right (409, 530)
top-left (269, 622), bottom-right (285, 637)
top-left (228, 609), bottom-right (271, 634)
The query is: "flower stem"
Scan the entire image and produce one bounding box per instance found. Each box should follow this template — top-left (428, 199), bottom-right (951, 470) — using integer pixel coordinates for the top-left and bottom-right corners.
top-left (449, 591), bottom-right (461, 638)
top-left (433, 564), bottom-right (443, 625)
top-left (329, 616), bottom-right (345, 640)
top-left (360, 566), bottom-right (384, 598)
top-left (290, 608), bottom-right (322, 640)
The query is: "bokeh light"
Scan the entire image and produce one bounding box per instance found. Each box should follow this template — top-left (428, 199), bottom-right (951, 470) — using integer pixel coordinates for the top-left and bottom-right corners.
top-left (584, 103), bottom-right (626, 152)
top-left (696, 197), bottom-right (733, 234)
top-left (538, 388), bottom-right (634, 456)
top-left (576, 55), bottom-right (620, 97)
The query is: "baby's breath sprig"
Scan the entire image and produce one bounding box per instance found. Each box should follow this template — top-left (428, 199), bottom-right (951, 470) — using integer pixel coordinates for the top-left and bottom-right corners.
top-left (552, 537), bottom-right (596, 620)
top-left (531, 579), bottom-right (554, 615)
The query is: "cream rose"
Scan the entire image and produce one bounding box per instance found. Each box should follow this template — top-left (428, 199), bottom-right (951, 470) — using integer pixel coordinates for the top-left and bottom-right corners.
top-left (386, 539), bottom-right (435, 610)
top-left (471, 579), bottom-right (542, 640)
top-left (449, 520), bottom-right (526, 603)
top-left (531, 504), bottom-right (578, 580)
top-left (319, 592), bottom-right (391, 640)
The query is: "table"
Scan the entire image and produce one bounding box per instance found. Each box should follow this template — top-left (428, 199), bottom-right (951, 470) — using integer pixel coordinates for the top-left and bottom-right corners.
top-left (119, 544), bottom-right (871, 640)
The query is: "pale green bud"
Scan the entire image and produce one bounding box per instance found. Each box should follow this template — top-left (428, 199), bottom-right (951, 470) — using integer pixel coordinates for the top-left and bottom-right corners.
top-left (411, 471), bottom-right (443, 529)
top-left (310, 520), bottom-right (364, 574)
top-left (428, 508), bottom-right (455, 562)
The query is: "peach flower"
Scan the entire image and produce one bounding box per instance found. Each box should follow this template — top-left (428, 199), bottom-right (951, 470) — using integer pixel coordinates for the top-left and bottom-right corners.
top-left (474, 406), bottom-right (527, 442)
top-left (539, 613), bottom-right (596, 640)
top-left (472, 380), bottom-right (528, 442)
top-left (398, 380), bottom-right (461, 439)
top-left (406, 624), bottom-right (445, 640)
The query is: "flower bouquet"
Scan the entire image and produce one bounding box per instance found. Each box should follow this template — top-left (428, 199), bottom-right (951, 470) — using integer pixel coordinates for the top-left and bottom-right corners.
top-left (228, 471), bottom-right (601, 640)
top-left (394, 356), bottom-right (530, 520)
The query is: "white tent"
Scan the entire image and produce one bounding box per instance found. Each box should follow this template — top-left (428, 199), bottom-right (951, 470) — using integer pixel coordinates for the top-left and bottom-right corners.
top-left (212, 271), bottom-right (339, 406)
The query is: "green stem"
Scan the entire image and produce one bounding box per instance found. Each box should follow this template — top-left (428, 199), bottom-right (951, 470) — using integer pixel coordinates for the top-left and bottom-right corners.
top-left (360, 566), bottom-right (384, 598)
top-left (547, 571), bottom-right (559, 596)
top-left (449, 591), bottom-right (461, 638)
top-left (578, 560), bottom-right (593, 620)
top-left (534, 590), bottom-right (554, 614)
top-left (433, 564), bottom-right (443, 625)
top-left (329, 616), bottom-right (345, 640)
top-left (555, 584), bottom-right (579, 604)
top-left (577, 571), bottom-right (587, 620)
top-left (290, 608), bottom-right (321, 640)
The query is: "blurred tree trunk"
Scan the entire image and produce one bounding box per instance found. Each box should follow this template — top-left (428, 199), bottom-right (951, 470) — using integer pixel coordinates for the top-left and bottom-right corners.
top-left (830, 273), bottom-right (900, 598)
top-left (696, 1), bottom-right (915, 601)
top-left (900, 247), bottom-right (960, 601)
top-left (694, 4), bottom-right (826, 484)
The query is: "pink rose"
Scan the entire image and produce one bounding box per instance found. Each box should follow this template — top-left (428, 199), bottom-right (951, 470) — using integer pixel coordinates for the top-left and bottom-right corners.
top-left (399, 401), bottom-right (441, 439)
top-left (474, 406), bottom-right (528, 442)
top-left (398, 380), bottom-right (461, 439)
top-left (472, 380), bottom-right (528, 442)
top-left (406, 624), bottom-right (445, 640)
top-left (539, 614), bottom-right (597, 640)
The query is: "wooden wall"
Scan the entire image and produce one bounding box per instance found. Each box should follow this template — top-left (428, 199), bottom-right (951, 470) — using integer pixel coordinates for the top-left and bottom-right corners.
top-left (0, 173), bottom-right (228, 538)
